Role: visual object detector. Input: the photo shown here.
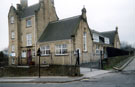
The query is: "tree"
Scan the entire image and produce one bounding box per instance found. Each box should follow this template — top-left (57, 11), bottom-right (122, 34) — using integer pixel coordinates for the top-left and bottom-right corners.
top-left (120, 41), bottom-right (134, 52)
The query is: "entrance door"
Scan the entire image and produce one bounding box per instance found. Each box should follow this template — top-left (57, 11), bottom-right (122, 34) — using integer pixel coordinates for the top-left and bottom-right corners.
top-left (27, 49), bottom-right (32, 65)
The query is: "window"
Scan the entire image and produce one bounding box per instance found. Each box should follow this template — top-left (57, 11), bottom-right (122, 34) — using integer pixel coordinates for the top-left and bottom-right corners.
top-left (11, 45), bottom-right (15, 52)
top-left (105, 37), bottom-right (110, 44)
top-left (11, 53), bottom-right (16, 57)
top-left (32, 49), bottom-right (35, 57)
top-left (26, 34), bottom-right (32, 46)
top-left (55, 44), bottom-right (67, 55)
top-left (21, 51), bottom-right (26, 58)
top-left (26, 19), bottom-right (32, 27)
top-left (40, 46), bottom-right (50, 56)
top-left (93, 34), bottom-right (99, 42)
top-left (117, 42), bottom-right (119, 48)
top-left (12, 58), bottom-right (15, 64)
top-left (96, 45), bottom-right (100, 54)
top-left (11, 32), bottom-right (15, 39)
top-left (83, 32), bottom-right (87, 51)
top-left (10, 16), bottom-right (14, 24)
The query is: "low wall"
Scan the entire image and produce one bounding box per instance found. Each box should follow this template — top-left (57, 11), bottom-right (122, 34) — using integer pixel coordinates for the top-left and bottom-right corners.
top-left (0, 65), bottom-right (80, 77)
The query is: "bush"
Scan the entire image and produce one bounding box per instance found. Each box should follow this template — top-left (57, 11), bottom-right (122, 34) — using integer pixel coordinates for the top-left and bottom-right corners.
top-left (0, 51), bottom-right (8, 67)
top-left (103, 55), bottom-right (130, 70)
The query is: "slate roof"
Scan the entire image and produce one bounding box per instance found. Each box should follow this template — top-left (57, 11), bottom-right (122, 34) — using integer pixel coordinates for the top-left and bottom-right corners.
top-left (100, 31), bottom-right (116, 45)
top-left (91, 30), bottom-right (105, 44)
top-left (38, 15), bottom-right (81, 42)
top-left (21, 4), bottom-right (40, 18)
top-left (91, 30), bottom-right (116, 45)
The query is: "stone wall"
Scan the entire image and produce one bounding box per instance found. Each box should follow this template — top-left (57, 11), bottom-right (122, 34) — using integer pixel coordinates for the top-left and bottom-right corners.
top-left (0, 65), bottom-right (80, 77)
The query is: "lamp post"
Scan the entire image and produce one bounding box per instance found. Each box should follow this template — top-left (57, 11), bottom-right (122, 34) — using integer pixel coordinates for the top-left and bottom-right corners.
top-left (37, 48), bottom-right (41, 78)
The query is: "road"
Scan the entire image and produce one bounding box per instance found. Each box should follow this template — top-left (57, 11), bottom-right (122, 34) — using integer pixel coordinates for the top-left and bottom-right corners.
top-left (0, 57), bottom-right (135, 87)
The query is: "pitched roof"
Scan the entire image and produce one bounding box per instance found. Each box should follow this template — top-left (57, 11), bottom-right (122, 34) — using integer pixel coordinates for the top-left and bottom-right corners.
top-left (91, 30), bottom-right (116, 45)
top-left (21, 4), bottom-right (40, 18)
top-left (38, 15), bottom-right (81, 42)
top-left (100, 31), bottom-right (116, 45)
top-left (91, 30), bottom-right (105, 44)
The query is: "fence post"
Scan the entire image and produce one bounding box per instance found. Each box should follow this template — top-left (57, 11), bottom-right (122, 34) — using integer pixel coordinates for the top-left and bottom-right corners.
top-left (90, 53), bottom-right (92, 72)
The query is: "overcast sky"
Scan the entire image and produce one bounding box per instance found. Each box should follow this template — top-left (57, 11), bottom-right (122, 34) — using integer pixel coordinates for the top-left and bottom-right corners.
top-left (0, 0), bottom-right (135, 51)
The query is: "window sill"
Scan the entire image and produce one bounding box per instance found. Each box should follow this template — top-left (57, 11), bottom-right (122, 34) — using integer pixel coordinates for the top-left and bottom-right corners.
top-left (26, 45), bottom-right (33, 47)
top-left (41, 55), bottom-right (50, 57)
top-left (83, 51), bottom-right (88, 53)
top-left (21, 57), bottom-right (26, 59)
top-left (55, 54), bottom-right (69, 56)
top-left (11, 38), bottom-right (15, 40)
top-left (26, 26), bottom-right (32, 28)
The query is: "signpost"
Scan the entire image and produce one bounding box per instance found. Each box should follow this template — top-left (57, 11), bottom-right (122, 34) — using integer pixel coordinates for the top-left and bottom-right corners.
top-left (37, 48), bottom-right (41, 78)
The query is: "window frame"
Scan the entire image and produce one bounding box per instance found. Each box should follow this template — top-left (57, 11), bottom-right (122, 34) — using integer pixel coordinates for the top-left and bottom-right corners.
top-left (105, 37), bottom-right (110, 44)
top-left (55, 44), bottom-right (68, 55)
top-left (11, 45), bottom-right (15, 52)
top-left (40, 46), bottom-right (50, 56)
top-left (26, 34), bottom-right (32, 46)
top-left (83, 32), bottom-right (87, 51)
top-left (21, 51), bottom-right (26, 58)
top-left (93, 34), bottom-right (99, 42)
top-left (12, 57), bottom-right (15, 64)
top-left (26, 19), bottom-right (32, 27)
top-left (10, 16), bottom-right (14, 24)
top-left (11, 32), bottom-right (15, 39)
top-left (95, 45), bottom-right (100, 54)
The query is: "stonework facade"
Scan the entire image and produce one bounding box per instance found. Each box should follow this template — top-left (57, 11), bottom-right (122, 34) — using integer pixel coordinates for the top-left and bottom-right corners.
top-left (8, 0), bottom-right (120, 66)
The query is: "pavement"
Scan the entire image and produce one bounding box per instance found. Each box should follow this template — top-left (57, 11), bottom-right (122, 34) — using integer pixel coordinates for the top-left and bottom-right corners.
top-left (0, 68), bottom-right (111, 83)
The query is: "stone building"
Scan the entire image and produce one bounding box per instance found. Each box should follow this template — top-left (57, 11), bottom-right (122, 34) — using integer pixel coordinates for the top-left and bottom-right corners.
top-left (91, 27), bottom-right (120, 60)
top-left (8, 0), bottom-right (120, 66)
top-left (8, 0), bottom-right (58, 65)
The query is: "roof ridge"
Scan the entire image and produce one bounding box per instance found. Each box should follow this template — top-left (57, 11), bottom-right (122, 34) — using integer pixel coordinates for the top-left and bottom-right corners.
top-left (50, 15), bottom-right (81, 24)
top-left (100, 30), bottom-right (116, 33)
top-left (26, 3), bottom-right (39, 8)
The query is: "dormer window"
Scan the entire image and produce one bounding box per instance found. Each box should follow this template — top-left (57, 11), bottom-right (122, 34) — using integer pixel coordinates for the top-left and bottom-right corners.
top-left (93, 34), bottom-right (99, 42)
top-left (10, 16), bottom-right (14, 24)
top-left (26, 19), bottom-right (32, 27)
top-left (105, 37), bottom-right (110, 44)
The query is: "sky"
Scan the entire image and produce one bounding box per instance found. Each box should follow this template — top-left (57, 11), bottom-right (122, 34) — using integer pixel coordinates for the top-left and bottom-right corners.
top-left (0, 0), bottom-right (135, 51)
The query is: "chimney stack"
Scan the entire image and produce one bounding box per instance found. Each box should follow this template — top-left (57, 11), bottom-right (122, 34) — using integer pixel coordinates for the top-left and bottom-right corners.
top-left (20, 0), bottom-right (28, 8)
top-left (82, 6), bottom-right (87, 21)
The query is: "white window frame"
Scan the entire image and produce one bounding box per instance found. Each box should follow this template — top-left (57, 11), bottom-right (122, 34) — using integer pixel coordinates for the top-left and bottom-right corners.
top-left (11, 45), bottom-right (15, 52)
top-left (12, 57), bottom-right (15, 64)
top-left (55, 44), bottom-right (68, 55)
top-left (26, 34), bottom-right (32, 46)
top-left (21, 51), bottom-right (26, 58)
top-left (11, 32), bottom-right (15, 39)
top-left (11, 53), bottom-right (16, 57)
top-left (93, 34), bottom-right (99, 42)
top-left (83, 32), bottom-right (87, 51)
top-left (32, 49), bottom-right (35, 57)
top-left (26, 19), bottom-right (32, 27)
top-left (95, 45), bottom-right (100, 54)
top-left (40, 46), bottom-right (50, 56)
top-left (105, 37), bottom-right (110, 44)
top-left (10, 16), bottom-right (14, 24)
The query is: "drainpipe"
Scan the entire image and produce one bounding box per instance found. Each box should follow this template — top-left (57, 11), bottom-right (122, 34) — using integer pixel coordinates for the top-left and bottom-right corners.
top-left (34, 15), bottom-right (37, 65)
